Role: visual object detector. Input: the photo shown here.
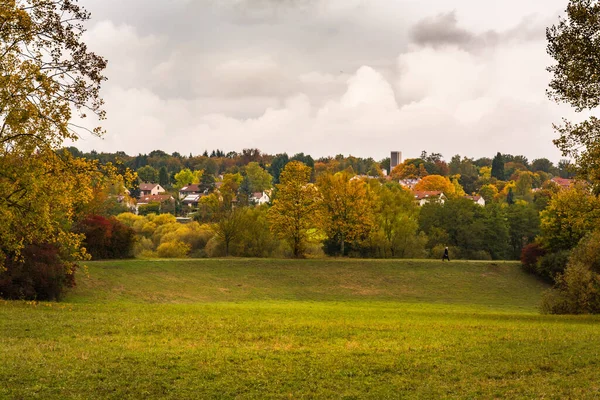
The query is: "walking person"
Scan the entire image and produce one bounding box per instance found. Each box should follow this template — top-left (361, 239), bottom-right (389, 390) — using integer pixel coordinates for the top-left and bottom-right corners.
top-left (442, 246), bottom-right (450, 262)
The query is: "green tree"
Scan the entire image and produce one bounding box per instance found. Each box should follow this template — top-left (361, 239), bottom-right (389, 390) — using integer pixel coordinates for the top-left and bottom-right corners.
top-left (375, 184), bottom-right (424, 258)
top-left (268, 161), bottom-right (322, 258)
top-left (491, 152), bottom-right (505, 180)
top-left (547, 0), bottom-right (600, 191)
top-left (159, 166), bottom-right (170, 187)
top-left (481, 203), bottom-right (511, 260)
top-left (506, 187), bottom-right (515, 205)
top-left (200, 174), bottom-right (243, 256)
top-left (137, 166), bottom-right (159, 183)
top-left (244, 162), bottom-right (273, 193)
top-left (174, 168), bottom-right (202, 189)
top-left (531, 158), bottom-right (555, 173)
top-left (269, 153), bottom-right (290, 184)
top-left (507, 202), bottom-right (540, 259)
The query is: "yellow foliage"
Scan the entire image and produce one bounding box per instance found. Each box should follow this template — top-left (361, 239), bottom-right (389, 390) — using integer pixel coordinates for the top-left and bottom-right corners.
top-left (157, 241), bottom-right (190, 258)
top-left (414, 175), bottom-right (455, 195)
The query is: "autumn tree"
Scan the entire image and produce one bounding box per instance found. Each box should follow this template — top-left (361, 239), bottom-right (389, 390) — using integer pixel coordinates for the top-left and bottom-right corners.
top-left (539, 184), bottom-right (600, 252)
top-left (547, 0), bottom-right (600, 191)
top-left (318, 173), bottom-right (377, 256)
top-left (268, 161), bottom-right (322, 258)
top-left (414, 175), bottom-right (456, 195)
top-left (0, 0), bottom-right (111, 294)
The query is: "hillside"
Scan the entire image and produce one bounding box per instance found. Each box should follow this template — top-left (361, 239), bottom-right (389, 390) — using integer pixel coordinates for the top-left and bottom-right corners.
top-left (4, 259), bottom-right (600, 399)
top-left (68, 259), bottom-right (547, 310)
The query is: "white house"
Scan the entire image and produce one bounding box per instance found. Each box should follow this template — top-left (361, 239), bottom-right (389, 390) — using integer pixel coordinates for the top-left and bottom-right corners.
top-left (179, 184), bottom-right (202, 200)
top-left (251, 191), bottom-right (270, 205)
top-left (139, 183), bottom-right (165, 196)
top-left (399, 178), bottom-right (421, 190)
top-left (465, 195), bottom-right (486, 207)
top-left (413, 191), bottom-right (446, 206)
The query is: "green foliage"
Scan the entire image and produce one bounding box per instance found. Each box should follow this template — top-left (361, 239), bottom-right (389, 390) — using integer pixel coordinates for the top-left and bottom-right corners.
top-left (174, 168), bottom-right (202, 189)
top-left (491, 152), bottom-right (505, 180)
top-left (541, 262), bottom-right (600, 314)
top-left (158, 166), bottom-right (170, 187)
top-left (542, 231), bottom-right (600, 315)
top-left (537, 251), bottom-right (571, 281)
top-left (233, 207), bottom-right (280, 258)
top-left (547, 0), bottom-right (600, 190)
top-left (137, 165), bottom-right (158, 183)
top-left (570, 230), bottom-right (600, 273)
top-left (244, 162), bottom-right (273, 193)
top-left (369, 184), bottom-right (426, 258)
top-left (138, 203), bottom-right (161, 216)
top-left (507, 203), bottom-right (540, 259)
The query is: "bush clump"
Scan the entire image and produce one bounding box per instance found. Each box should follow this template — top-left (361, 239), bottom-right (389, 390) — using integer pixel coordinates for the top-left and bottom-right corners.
top-left (0, 244), bottom-right (76, 301)
top-left (541, 231), bottom-right (600, 314)
top-left (76, 215), bottom-right (136, 260)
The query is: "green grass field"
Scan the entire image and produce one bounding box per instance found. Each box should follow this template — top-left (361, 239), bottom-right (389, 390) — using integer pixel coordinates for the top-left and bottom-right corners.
top-left (2, 259), bottom-right (600, 399)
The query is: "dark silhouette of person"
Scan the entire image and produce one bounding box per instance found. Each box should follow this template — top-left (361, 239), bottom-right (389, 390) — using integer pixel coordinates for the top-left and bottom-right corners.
top-left (442, 246), bottom-right (450, 262)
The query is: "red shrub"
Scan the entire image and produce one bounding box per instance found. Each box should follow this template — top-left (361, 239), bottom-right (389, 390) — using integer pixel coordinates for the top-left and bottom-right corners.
top-left (0, 243), bottom-right (75, 301)
top-left (521, 243), bottom-right (547, 274)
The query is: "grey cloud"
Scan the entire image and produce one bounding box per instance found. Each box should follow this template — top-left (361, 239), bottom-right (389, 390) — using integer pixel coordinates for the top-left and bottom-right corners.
top-left (410, 11), bottom-right (499, 50)
top-left (409, 11), bottom-right (550, 52)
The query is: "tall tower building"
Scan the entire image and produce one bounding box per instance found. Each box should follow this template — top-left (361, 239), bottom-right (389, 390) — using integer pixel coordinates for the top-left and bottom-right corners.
top-left (390, 151), bottom-right (403, 171)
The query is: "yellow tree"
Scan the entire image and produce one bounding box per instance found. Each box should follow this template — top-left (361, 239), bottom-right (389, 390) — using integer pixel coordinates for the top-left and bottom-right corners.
top-left (317, 172), bottom-right (377, 256)
top-left (268, 161), bottom-right (322, 258)
top-left (539, 183), bottom-right (600, 252)
top-left (174, 168), bottom-right (203, 189)
top-left (1, 0), bottom-right (108, 279)
top-left (414, 175), bottom-right (456, 195)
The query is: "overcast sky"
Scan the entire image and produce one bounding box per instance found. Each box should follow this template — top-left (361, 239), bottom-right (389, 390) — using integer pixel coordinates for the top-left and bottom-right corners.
top-left (70, 0), bottom-right (575, 162)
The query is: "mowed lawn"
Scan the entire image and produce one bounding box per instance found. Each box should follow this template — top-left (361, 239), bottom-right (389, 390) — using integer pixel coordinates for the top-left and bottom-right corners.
top-left (2, 259), bottom-right (600, 399)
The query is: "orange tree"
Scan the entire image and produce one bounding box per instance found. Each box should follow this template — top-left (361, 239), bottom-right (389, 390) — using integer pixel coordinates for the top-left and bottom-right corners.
top-left (414, 175), bottom-right (456, 196)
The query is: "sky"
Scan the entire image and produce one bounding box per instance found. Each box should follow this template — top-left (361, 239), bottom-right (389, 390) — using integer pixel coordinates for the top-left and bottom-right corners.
top-left (69, 0), bottom-right (576, 162)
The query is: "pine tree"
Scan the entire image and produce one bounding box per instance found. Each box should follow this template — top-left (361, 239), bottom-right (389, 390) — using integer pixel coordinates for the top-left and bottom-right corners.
top-left (491, 152), bottom-right (505, 180)
top-left (159, 166), bottom-right (170, 187)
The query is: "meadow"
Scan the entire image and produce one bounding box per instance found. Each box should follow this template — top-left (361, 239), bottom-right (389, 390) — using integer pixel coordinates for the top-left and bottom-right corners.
top-left (2, 259), bottom-right (600, 399)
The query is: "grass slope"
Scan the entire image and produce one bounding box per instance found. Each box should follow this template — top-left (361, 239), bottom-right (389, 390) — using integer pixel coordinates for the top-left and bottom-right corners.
top-left (2, 259), bottom-right (600, 399)
top-left (68, 259), bottom-right (545, 310)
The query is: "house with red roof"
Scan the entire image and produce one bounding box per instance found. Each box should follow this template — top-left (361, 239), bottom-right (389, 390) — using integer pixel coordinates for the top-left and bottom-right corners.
top-left (139, 183), bottom-right (165, 196)
top-left (413, 191), bottom-right (446, 206)
top-left (551, 177), bottom-right (574, 190)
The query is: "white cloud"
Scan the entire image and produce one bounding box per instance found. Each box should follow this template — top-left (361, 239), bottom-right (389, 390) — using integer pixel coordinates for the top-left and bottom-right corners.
top-left (70, 0), bottom-right (573, 162)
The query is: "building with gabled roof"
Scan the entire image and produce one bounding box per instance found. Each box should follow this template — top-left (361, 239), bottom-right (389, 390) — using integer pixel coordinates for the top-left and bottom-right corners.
top-left (139, 183), bottom-right (165, 196)
top-left (413, 191), bottom-right (446, 206)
